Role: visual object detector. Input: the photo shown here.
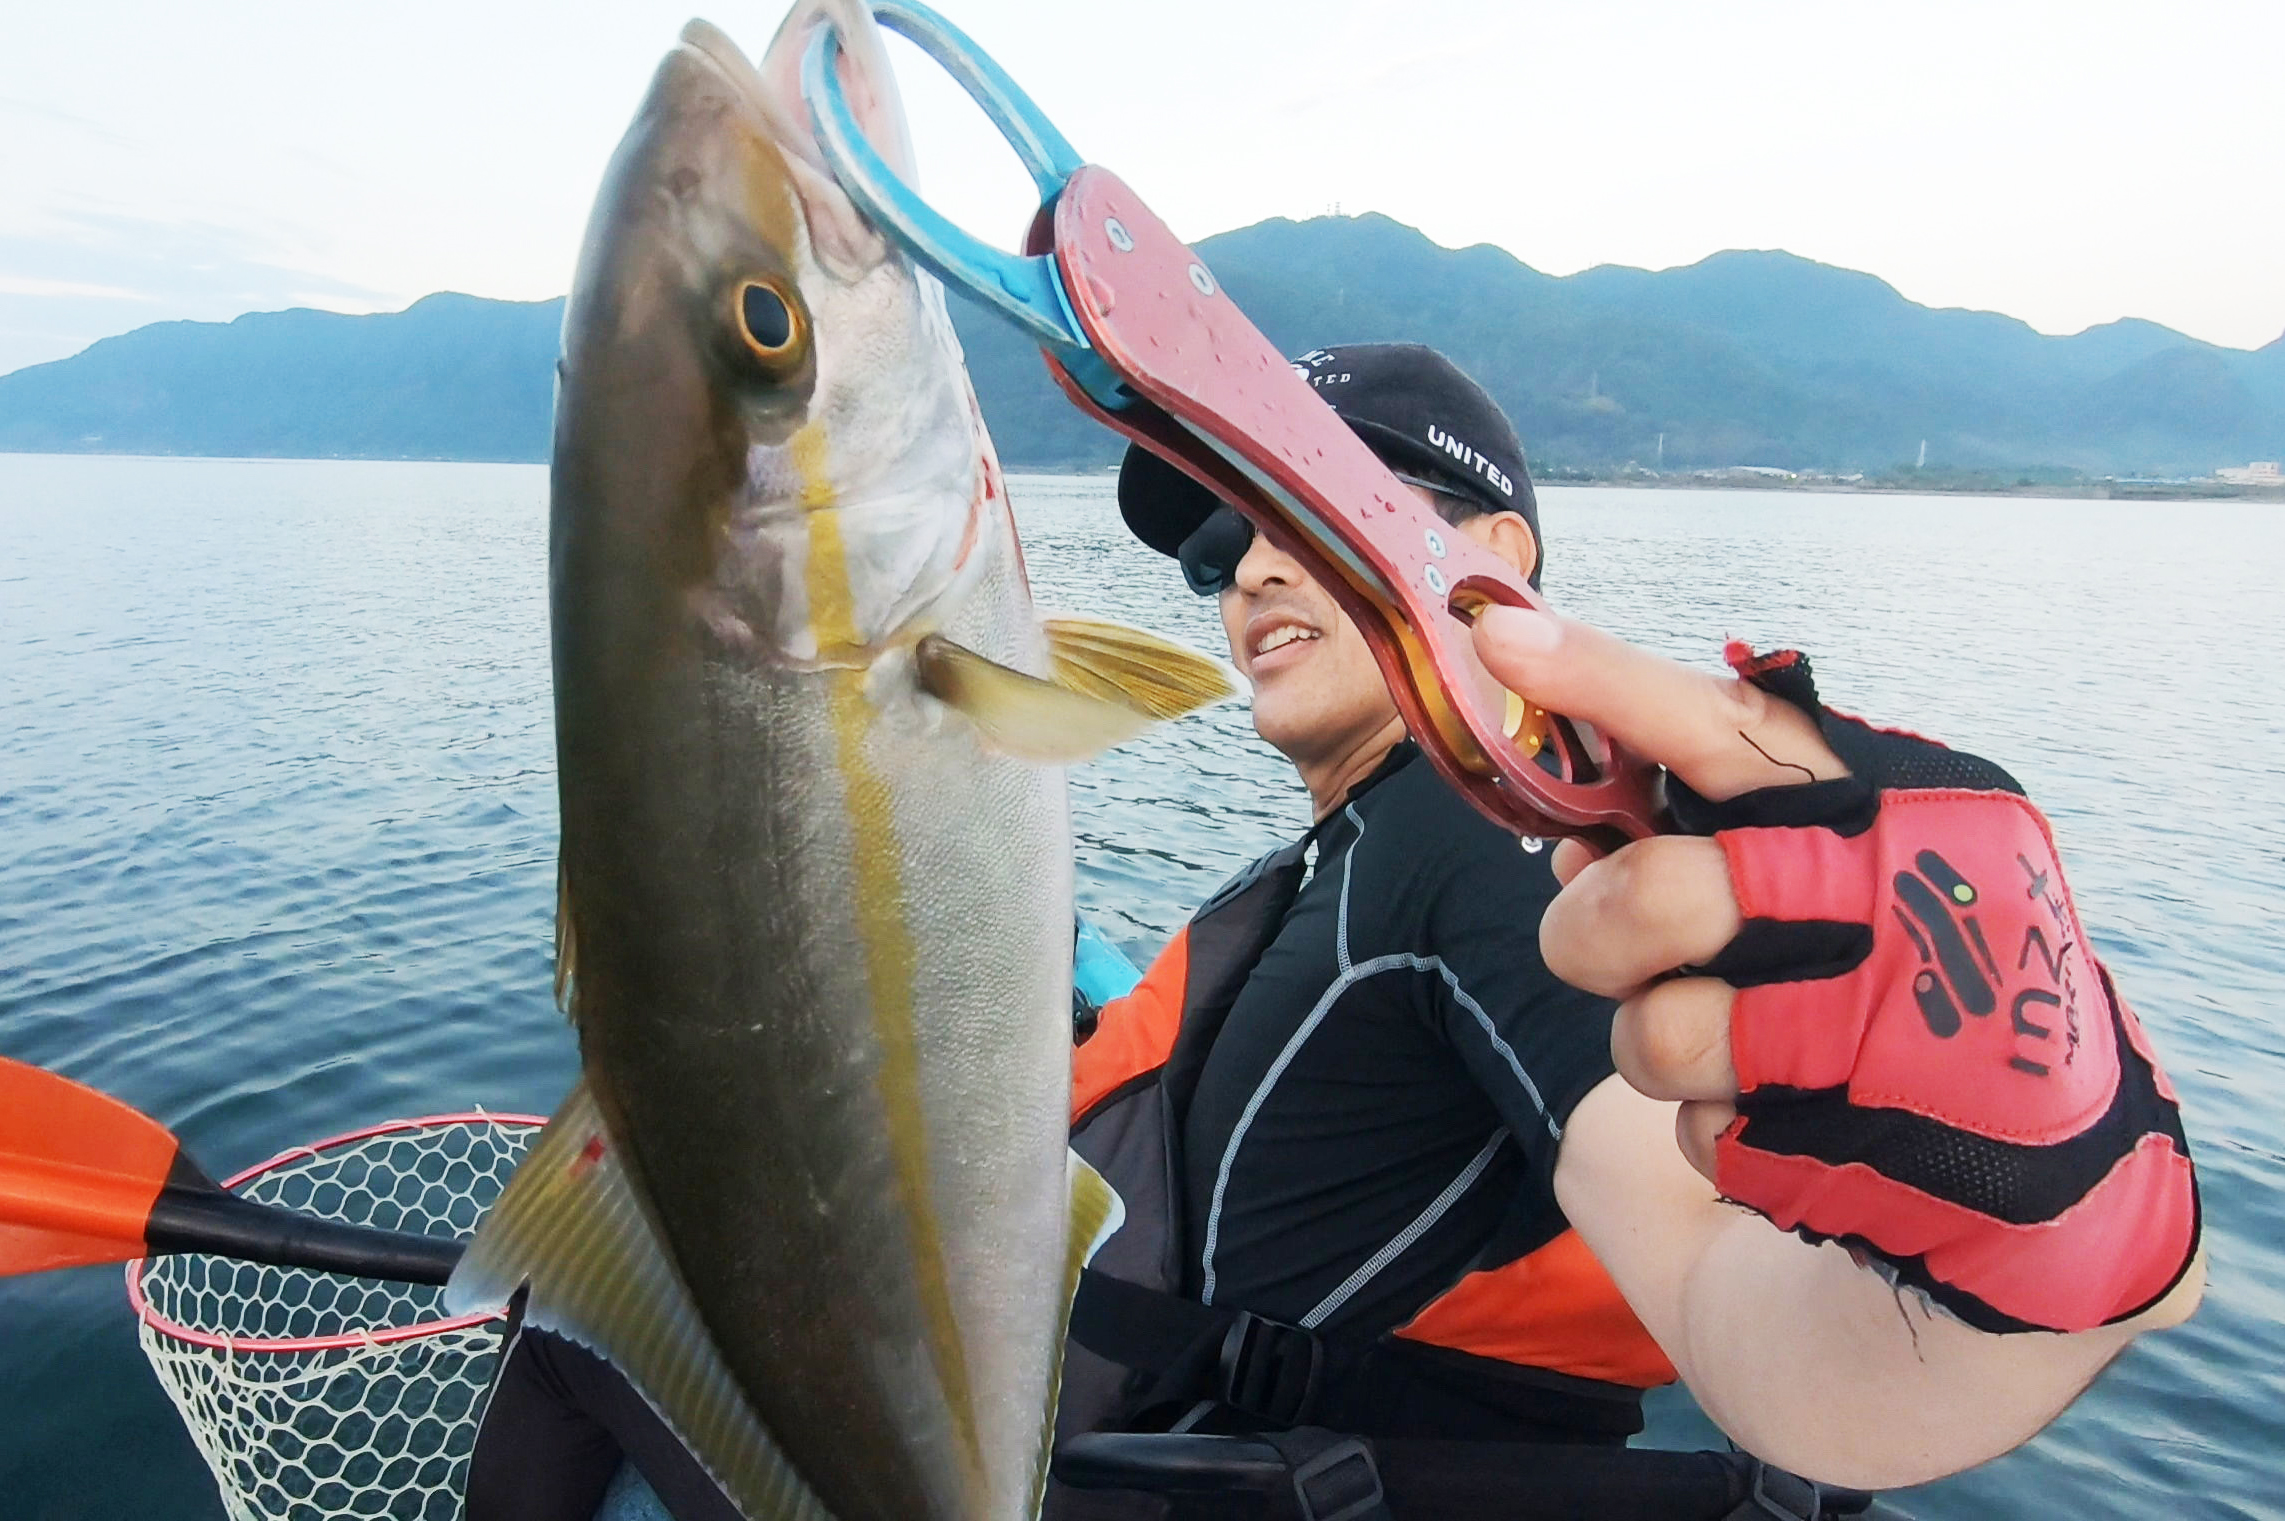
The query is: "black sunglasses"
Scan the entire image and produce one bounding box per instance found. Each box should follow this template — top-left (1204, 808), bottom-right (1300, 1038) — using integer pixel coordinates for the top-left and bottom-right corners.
top-left (1175, 506), bottom-right (1254, 596)
top-left (1175, 476), bottom-right (1475, 596)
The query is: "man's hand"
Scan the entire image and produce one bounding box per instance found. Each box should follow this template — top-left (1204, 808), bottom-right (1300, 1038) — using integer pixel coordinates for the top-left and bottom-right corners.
top-left (1472, 604), bottom-right (1846, 1176)
top-left (1471, 603), bottom-right (2198, 1338)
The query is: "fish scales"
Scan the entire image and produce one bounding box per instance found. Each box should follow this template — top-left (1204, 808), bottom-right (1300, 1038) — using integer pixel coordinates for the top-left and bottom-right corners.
top-left (450, 4), bottom-right (1233, 1515)
top-left (568, 583), bottom-right (1073, 1521)
top-left (541, 10), bottom-right (1071, 1518)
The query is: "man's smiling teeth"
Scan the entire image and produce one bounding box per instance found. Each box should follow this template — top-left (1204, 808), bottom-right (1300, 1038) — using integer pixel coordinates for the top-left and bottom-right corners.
top-left (1256, 625), bottom-right (1320, 657)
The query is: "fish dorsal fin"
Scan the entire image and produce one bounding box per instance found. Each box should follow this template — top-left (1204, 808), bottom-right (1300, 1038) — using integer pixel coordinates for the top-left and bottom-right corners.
top-left (447, 1082), bottom-right (830, 1521)
top-left (915, 618), bottom-right (1239, 764)
top-left (1028, 1150), bottom-right (1124, 1519)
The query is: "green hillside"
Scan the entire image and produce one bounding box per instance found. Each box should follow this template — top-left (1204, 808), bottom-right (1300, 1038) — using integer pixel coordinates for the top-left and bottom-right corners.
top-left (2, 215), bottom-right (2277, 477)
top-left (0, 293), bottom-right (560, 462)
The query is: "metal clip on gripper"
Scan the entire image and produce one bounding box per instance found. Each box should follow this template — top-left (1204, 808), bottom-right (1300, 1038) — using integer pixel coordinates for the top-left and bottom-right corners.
top-left (804, 1), bottom-right (1665, 844)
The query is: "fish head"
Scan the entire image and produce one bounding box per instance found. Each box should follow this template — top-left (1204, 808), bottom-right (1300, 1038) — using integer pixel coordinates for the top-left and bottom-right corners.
top-left (554, 0), bottom-right (999, 675)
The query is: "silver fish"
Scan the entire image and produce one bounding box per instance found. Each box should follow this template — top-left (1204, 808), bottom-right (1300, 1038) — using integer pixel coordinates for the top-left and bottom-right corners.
top-left (447, 5), bottom-right (1233, 1517)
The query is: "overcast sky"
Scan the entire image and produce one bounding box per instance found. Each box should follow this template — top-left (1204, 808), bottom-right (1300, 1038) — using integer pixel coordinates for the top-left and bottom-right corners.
top-left (3, 0), bottom-right (2278, 377)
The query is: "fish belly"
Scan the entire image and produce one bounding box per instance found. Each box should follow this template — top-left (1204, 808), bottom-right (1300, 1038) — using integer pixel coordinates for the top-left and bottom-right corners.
top-left (568, 577), bottom-right (1073, 1519)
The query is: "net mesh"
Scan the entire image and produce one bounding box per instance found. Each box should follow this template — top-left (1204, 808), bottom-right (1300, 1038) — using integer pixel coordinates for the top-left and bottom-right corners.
top-left (130, 1114), bottom-right (543, 1521)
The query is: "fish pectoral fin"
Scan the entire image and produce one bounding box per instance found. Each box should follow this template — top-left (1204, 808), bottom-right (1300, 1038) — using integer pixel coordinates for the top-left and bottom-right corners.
top-left (1041, 616), bottom-right (1243, 723)
top-left (913, 637), bottom-right (1142, 763)
top-left (1066, 1148), bottom-right (1124, 1275)
top-left (915, 619), bottom-right (1239, 764)
top-left (1030, 1150), bottom-right (1126, 1519)
top-left (446, 1081), bottom-right (831, 1521)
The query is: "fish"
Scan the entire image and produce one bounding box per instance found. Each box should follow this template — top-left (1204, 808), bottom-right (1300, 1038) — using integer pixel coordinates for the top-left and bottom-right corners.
top-left (443, 4), bottom-right (1235, 1518)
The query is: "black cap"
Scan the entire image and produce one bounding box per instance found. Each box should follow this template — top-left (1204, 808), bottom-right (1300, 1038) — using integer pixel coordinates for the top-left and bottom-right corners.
top-left (1116, 342), bottom-right (1542, 585)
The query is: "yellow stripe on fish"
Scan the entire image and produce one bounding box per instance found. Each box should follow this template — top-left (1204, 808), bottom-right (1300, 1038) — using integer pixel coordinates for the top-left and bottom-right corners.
top-left (793, 423), bottom-right (988, 1507)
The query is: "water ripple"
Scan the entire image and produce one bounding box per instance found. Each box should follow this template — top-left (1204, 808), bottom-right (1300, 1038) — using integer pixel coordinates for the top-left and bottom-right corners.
top-left (1, 459), bottom-right (2279, 1517)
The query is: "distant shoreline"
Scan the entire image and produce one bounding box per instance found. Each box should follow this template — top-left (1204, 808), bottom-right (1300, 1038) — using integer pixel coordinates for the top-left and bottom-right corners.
top-left (1529, 473), bottom-right (2285, 502)
top-left (8, 225), bottom-right (2275, 493)
top-left (4, 450), bottom-right (2278, 503)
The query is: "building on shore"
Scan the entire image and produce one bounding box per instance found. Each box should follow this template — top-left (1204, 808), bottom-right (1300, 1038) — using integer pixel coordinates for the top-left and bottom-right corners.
top-left (1696, 465), bottom-right (1797, 481)
top-left (2215, 461), bottom-right (2281, 485)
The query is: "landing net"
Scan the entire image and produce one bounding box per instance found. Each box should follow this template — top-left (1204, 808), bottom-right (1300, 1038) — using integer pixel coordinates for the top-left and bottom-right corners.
top-left (127, 1112), bottom-right (545, 1521)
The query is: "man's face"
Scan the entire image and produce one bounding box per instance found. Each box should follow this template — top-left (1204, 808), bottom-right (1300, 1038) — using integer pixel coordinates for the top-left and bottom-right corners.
top-left (1216, 522), bottom-right (1396, 771)
top-left (1213, 488), bottom-right (1541, 772)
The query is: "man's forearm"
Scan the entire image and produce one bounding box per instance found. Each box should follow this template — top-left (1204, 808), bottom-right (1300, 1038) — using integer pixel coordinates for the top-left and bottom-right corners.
top-left (1670, 1209), bottom-right (2200, 1488)
top-left (1555, 1075), bottom-right (2203, 1489)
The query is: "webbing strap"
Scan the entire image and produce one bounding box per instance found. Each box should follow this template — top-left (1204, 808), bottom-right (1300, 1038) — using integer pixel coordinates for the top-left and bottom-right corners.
top-left (1062, 1279), bottom-right (1875, 1519)
top-left (1071, 1269), bottom-right (1334, 1426)
top-left (1072, 1267), bottom-right (1227, 1370)
top-left (1261, 1431), bottom-right (1391, 1521)
top-left (1723, 1464), bottom-right (1815, 1520)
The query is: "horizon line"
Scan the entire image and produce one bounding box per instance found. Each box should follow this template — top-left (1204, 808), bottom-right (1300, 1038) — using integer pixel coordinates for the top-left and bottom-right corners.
top-left (6, 214), bottom-right (2278, 381)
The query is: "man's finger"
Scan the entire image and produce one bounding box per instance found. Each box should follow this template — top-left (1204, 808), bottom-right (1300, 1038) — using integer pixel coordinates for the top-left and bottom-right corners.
top-left (1473, 604), bottom-right (1846, 803)
top-left (1676, 1100), bottom-right (1734, 1184)
top-left (1541, 835), bottom-right (1741, 998)
top-left (1549, 837), bottom-right (1600, 887)
top-left (1612, 978), bottom-right (1737, 1102)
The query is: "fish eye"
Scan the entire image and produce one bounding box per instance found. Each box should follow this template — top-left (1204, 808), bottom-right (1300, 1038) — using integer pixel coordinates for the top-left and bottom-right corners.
top-left (733, 279), bottom-right (806, 372)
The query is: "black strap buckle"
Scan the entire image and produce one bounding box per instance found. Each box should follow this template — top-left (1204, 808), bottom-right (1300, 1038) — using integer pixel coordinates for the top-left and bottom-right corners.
top-left (1734, 1459), bottom-right (1824, 1521)
top-left (1287, 1435), bottom-right (1387, 1521)
top-left (1215, 1309), bottom-right (1323, 1426)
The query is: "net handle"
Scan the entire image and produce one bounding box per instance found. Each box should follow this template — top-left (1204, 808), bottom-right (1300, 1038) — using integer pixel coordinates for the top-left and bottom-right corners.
top-left (126, 1111), bottom-right (547, 1354)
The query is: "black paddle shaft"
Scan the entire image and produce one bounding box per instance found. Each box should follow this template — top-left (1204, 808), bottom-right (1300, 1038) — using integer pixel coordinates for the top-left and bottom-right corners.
top-left (145, 1183), bottom-right (468, 1287)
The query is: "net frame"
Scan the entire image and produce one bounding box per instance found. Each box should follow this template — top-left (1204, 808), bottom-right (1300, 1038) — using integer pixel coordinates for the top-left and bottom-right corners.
top-left (125, 1112), bottom-right (547, 1520)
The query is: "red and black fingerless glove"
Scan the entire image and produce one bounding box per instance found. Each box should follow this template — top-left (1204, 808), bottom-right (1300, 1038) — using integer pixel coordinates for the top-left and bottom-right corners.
top-left (1673, 643), bottom-right (2199, 1334)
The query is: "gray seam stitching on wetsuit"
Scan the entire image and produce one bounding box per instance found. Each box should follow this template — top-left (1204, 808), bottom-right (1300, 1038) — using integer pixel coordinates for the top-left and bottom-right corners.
top-left (1402, 953), bottom-right (1561, 1141)
top-left (1204, 817), bottom-right (1368, 1304)
top-left (1200, 803), bottom-right (1560, 1306)
top-left (1198, 949), bottom-right (1418, 1305)
top-left (1299, 1127), bottom-right (1508, 1330)
top-left (1335, 802), bottom-right (1364, 973)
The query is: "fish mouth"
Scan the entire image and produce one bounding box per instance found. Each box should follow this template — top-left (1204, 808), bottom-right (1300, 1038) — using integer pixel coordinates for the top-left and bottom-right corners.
top-left (552, 0), bottom-right (983, 677)
top-left (676, 19), bottom-right (780, 122)
top-left (675, 1), bottom-right (920, 283)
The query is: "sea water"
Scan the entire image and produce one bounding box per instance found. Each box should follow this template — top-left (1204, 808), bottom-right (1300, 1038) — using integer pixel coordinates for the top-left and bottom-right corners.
top-left (1, 455), bottom-right (2279, 1518)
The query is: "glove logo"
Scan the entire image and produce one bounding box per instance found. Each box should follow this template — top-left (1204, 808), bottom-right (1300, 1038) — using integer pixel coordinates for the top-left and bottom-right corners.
top-left (1891, 849), bottom-right (2002, 1040)
top-left (1888, 846), bottom-right (2077, 1078)
top-left (2011, 852), bottom-right (2085, 1077)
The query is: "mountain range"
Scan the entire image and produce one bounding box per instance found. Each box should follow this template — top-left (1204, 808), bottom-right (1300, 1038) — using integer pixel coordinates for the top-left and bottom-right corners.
top-left (3, 213), bottom-right (2278, 476)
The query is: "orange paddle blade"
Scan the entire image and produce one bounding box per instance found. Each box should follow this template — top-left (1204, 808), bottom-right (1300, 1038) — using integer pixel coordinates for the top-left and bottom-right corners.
top-left (0, 1056), bottom-right (184, 1274)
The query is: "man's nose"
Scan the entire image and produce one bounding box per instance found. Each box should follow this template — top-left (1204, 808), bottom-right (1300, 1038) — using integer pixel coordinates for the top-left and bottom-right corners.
top-left (1232, 529), bottom-right (1305, 594)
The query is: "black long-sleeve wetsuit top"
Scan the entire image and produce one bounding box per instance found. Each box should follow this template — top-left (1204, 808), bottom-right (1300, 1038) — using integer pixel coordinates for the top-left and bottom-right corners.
top-left (1176, 742), bottom-right (1622, 1339)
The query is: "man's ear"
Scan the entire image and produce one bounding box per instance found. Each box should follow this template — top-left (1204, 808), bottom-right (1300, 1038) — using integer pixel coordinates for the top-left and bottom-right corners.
top-left (1458, 511), bottom-right (1539, 584)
